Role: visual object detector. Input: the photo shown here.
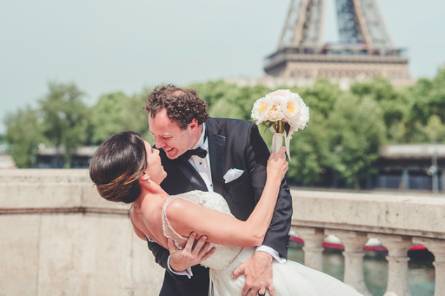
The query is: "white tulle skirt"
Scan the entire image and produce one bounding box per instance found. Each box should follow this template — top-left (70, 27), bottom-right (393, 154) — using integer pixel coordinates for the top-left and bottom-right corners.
top-left (209, 248), bottom-right (363, 296)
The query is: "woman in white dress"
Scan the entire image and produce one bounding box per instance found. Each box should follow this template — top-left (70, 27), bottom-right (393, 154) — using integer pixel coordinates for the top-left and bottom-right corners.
top-left (89, 131), bottom-right (362, 296)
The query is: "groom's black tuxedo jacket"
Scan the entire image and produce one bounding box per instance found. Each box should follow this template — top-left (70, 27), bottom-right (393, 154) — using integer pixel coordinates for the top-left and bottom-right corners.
top-left (147, 117), bottom-right (293, 296)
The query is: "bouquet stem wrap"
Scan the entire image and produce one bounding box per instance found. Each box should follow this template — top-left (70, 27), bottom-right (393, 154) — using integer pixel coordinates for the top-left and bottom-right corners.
top-left (271, 121), bottom-right (291, 157)
top-left (271, 132), bottom-right (284, 153)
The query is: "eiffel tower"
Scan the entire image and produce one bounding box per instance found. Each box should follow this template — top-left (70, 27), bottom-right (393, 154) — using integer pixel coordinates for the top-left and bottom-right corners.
top-left (263, 0), bottom-right (411, 86)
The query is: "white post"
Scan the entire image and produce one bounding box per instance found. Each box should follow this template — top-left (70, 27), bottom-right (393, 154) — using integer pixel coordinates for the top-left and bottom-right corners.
top-left (329, 230), bottom-right (370, 295)
top-left (375, 235), bottom-right (411, 296)
top-left (295, 227), bottom-right (324, 271)
top-left (413, 238), bottom-right (445, 296)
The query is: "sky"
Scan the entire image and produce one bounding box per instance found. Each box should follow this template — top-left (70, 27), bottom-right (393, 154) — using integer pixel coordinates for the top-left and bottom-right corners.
top-left (1, 0), bottom-right (444, 132)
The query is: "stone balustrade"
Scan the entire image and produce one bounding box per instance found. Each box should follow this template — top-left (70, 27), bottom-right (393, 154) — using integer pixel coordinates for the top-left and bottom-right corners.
top-left (1, 170), bottom-right (444, 296)
top-left (291, 189), bottom-right (445, 296)
top-left (0, 169), bottom-right (164, 296)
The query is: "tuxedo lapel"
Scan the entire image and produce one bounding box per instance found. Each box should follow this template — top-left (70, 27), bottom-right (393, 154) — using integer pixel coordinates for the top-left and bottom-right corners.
top-left (207, 120), bottom-right (226, 196)
top-left (160, 150), bottom-right (208, 193)
top-left (176, 158), bottom-right (208, 192)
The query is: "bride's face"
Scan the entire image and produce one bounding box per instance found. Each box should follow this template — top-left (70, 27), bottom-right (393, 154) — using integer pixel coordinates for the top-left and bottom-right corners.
top-left (144, 141), bottom-right (167, 184)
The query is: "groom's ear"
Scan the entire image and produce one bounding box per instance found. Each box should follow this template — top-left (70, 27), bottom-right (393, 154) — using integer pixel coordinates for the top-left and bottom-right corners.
top-left (188, 118), bottom-right (199, 130)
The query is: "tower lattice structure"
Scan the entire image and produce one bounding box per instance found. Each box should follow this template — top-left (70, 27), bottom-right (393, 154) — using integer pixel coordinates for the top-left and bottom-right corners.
top-left (263, 0), bottom-right (411, 85)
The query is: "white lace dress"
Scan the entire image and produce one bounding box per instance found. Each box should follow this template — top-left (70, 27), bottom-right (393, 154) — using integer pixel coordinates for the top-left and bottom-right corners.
top-left (162, 190), bottom-right (363, 296)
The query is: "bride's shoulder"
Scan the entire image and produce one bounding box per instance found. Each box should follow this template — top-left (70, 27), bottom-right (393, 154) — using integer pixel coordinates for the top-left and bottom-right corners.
top-left (171, 190), bottom-right (226, 205)
top-left (184, 190), bottom-right (225, 199)
top-left (172, 190), bottom-right (213, 198)
top-left (168, 190), bottom-right (203, 204)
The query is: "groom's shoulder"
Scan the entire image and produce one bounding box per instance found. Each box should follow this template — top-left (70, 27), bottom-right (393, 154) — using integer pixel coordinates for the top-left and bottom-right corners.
top-left (208, 117), bottom-right (253, 131)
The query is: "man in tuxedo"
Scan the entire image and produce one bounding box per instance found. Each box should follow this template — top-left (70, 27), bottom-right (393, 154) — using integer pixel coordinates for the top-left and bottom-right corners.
top-left (145, 85), bottom-right (293, 296)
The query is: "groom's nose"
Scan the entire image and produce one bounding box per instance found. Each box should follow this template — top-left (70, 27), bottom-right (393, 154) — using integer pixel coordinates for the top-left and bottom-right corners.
top-left (154, 137), bottom-right (166, 149)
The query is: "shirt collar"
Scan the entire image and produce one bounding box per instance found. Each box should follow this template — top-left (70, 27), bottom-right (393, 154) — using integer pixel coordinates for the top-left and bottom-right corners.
top-left (192, 123), bottom-right (208, 150)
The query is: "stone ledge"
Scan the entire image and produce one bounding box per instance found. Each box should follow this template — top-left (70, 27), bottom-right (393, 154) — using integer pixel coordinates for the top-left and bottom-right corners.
top-left (2, 170), bottom-right (444, 241)
top-left (291, 189), bottom-right (445, 239)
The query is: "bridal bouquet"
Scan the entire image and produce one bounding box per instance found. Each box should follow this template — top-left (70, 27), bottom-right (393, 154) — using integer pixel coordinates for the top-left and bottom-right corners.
top-left (251, 89), bottom-right (309, 158)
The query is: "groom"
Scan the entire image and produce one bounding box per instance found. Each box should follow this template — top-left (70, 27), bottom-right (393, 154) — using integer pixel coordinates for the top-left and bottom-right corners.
top-left (145, 85), bottom-right (293, 296)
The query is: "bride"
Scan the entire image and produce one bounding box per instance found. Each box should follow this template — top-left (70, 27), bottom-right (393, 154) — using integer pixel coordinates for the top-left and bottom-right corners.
top-left (89, 131), bottom-right (362, 296)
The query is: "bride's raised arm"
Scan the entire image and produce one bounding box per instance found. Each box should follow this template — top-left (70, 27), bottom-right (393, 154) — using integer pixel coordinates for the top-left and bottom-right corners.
top-left (164, 147), bottom-right (288, 247)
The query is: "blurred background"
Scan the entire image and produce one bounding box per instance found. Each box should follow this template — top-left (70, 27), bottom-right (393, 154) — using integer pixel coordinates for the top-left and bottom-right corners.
top-left (2, 0), bottom-right (445, 192)
top-left (1, 1), bottom-right (444, 295)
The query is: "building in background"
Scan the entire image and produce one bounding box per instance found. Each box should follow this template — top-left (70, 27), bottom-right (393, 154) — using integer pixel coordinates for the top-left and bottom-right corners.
top-left (35, 146), bottom-right (96, 169)
top-left (260, 0), bottom-right (411, 87)
top-left (374, 144), bottom-right (445, 192)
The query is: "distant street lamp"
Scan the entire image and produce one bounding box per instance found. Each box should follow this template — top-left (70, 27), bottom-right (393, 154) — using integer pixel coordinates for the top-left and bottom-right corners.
top-left (427, 145), bottom-right (439, 193)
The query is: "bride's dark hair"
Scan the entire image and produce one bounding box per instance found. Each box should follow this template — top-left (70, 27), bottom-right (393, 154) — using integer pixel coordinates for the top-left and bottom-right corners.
top-left (89, 131), bottom-right (148, 204)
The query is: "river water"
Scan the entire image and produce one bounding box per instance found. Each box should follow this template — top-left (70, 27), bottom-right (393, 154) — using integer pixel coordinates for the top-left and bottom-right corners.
top-left (288, 243), bottom-right (435, 295)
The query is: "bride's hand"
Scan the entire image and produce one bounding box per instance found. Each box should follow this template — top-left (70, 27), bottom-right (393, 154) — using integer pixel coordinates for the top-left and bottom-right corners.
top-left (266, 147), bottom-right (288, 182)
top-left (168, 233), bottom-right (215, 272)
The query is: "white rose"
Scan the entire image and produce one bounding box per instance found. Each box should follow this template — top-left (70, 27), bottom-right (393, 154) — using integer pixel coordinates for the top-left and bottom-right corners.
top-left (251, 97), bottom-right (270, 124)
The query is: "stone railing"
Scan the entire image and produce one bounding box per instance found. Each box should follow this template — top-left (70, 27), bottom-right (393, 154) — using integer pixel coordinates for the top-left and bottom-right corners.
top-left (1, 170), bottom-right (444, 296)
top-left (291, 189), bottom-right (445, 296)
top-left (0, 169), bottom-right (164, 296)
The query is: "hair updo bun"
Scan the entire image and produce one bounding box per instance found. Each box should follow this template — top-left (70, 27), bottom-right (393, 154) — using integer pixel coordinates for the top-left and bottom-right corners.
top-left (89, 131), bottom-right (147, 204)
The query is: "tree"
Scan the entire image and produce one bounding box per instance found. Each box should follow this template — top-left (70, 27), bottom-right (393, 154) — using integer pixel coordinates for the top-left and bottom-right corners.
top-left (4, 107), bottom-right (44, 167)
top-left (351, 78), bottom-right (410, 142)
top-left (39, 82), bottom-right (90, 167)
top-left (411, 115), bottom-right (445, 143)
top-left (90, 91), bottom-right (149, 144)
top-left (191, 81), bottom-right (272, 120)
top-left (190, 80), bottom-right (237, 109)
top-left (324, 95), bottom-right (386, 188)
top-left (298, 80), bottom-right (340, 118)
top-left (410, 69), bottom-right (445, 123)
top-left (287, 111), bottom-right (331, 186)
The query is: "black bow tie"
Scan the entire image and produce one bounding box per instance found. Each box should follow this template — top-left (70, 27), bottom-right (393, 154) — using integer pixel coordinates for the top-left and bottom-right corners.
top-left (181, 146), bottom-right (207, 159)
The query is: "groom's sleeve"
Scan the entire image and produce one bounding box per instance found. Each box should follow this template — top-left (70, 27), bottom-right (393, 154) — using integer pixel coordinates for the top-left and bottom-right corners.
top-left (146, 240), bottom-right (169, 269)
top-left (146, 240), bottom-right (193, 278)
top-left (245, 124), bottom-right (293, 259)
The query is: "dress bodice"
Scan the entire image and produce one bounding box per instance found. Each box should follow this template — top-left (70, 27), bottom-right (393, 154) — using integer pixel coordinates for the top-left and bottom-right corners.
top-left (162, 192), bottom-right (363, 296)
top-left (162, 190), bottom-right (243, 270)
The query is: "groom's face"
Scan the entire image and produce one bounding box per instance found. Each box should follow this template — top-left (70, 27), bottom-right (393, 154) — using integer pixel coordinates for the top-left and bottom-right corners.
top-left (148, 108), bottom-right (199, 159)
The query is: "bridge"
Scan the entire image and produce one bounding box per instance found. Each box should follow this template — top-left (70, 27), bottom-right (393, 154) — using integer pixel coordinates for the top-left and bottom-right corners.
top-left (1, 170), bottom-right (444, 295)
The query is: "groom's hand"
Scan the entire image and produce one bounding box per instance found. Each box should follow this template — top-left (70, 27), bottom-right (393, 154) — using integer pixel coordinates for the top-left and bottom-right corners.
top-left (232, 251), bottom-right (275, 296)
top-left (168, 232), bottom-right (215, 272)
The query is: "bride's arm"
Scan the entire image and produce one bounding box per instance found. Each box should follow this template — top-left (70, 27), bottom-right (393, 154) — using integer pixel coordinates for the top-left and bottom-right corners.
top-left (165, 148), bottom-right (288, 247)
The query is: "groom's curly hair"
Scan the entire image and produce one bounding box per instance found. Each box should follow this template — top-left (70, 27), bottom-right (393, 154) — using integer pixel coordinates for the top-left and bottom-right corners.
top-left (145, 84), bottom-right (208, 129)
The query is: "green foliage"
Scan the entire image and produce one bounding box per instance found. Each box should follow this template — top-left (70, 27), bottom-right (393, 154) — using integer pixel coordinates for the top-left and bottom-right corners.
top-left (410, 69), bottom-right (445, 123)
top-left (39, 82), bottom-right (90, 167)
top-left (287, 93), bottom-right (385, 188)
top-left (190, 80), bottom-right (238, 109)
top-left (351, 78), bottom-right (410, 142)
top-left (298, 80), bottom-right (340, 118)
top-left (4, 68), bottom-right (445, 187)
top-left (325, 95), bottom-right (386, 187)
top-left (192, 81), bottom-right (270, 119)
top-left (411, 115), bottom-right (445, 143)
top-left (90, 91), bottom-right (148, 144)
top-left (287, 111), bottom-right (330, 186)
top-left (4, 107), bottom-right (44, 167)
